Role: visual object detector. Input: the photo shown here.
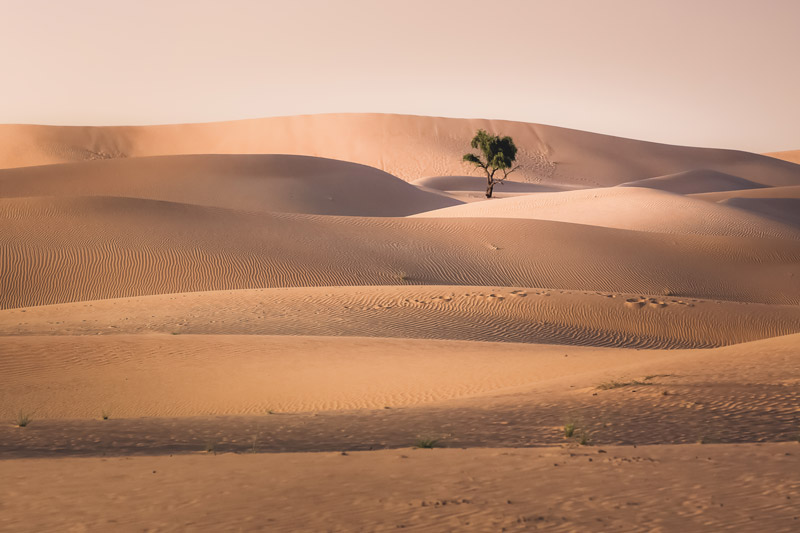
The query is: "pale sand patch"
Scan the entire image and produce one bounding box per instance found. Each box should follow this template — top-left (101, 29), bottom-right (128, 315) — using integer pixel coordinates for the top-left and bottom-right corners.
top-left (1, 444), bottom-right (799, 532)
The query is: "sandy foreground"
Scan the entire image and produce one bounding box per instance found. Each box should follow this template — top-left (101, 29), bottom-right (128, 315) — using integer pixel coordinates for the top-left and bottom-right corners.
top-left (2, 444), bottom-right (799, 532)
top-left (1, 113), bottom-right (799, 531)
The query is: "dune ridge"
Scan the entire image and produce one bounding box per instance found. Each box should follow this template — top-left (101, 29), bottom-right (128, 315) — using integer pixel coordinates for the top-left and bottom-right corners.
top-left (2, 114), bottom-right (799, 187)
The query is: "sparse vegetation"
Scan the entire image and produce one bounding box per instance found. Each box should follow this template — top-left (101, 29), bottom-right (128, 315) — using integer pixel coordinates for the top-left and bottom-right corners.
top-left (251, 434), bottom-right (259, 454)
top-left (101, 409), bottom-right (110, 420)
top-left (597, 379), bottom-right (651, 390)
top-left (463, 129), bottom-right (520, 198)
top-left (15, 411), bottom-right (32, 427)
top-left (563, 415), bottom-right (592, 445)
top-left (415, 437), bottom-right (440, 449)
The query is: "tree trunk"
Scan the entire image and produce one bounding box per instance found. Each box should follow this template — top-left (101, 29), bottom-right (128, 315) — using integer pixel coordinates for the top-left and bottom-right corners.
top-left (485, 181), bottom-right (495, 198)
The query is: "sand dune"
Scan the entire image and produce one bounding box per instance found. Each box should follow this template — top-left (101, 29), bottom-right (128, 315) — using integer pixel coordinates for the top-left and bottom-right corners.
top-left (2, 114), bottom-right (799, 188)
top-left (5, 286), bottom-right (799, 348)
top-left (413, 186), bottom-right (800, 239)
top-left (0, 154), bottom-right (460, 216)
top-left (764, 149), bottom-right (800, 164)
top-left (618, 168), bottom-right (772, 193)
top-left (3, 292), bottom-right (799, 417)
top-left (689, 185), bottom-right (800, 228)
top-left (4, 111), bottom-right (800, 532)
top-left (3, 196), bottom-right (799, 309)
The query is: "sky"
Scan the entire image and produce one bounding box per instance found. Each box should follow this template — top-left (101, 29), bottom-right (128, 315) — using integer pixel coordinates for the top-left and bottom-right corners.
top-left (1, 0), bottom-right (798, 152)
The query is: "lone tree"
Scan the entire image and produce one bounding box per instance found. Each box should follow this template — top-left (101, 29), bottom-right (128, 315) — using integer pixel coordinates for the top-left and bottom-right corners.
top-left (462, 129), bottom-right (519, 198)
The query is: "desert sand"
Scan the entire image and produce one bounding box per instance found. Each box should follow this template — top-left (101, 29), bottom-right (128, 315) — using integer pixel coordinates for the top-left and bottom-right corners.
top-left (2, 113), bottom-right (799, 532)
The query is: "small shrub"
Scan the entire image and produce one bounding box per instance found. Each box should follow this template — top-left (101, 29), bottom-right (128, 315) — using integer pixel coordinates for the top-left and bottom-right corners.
top-left (251, 434), bottom-right (259, 454)
top-left (101, 410), bottom-right (110, 420)
top-left (415, 437), bottom-right (439, 449)
top-left (16, 411), bottom-right (32, 427)
top-left (564, 422), bottom-right (575, 438)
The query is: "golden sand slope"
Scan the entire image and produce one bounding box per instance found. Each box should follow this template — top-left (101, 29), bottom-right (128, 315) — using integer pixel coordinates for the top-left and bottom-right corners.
top-left (2, 114), bottom-right (799, 187)
top-left (0, 154), bottom-right (460, 216)
top-left (2, 444), bottom-right (799, 533)
top-left (3, 196), bottom-right (799, 308)
top-left (413, 187), bottom-right (800, 239)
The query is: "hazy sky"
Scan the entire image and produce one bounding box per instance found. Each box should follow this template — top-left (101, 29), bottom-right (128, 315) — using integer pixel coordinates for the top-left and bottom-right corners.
top-left (1, 0), bottom-right (798, 151)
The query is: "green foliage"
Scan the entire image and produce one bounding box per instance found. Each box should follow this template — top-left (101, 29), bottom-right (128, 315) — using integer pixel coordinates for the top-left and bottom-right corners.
top-left (16, 411), bottom-right (32, 427)
top-left (462, 129), bottom-right (520, 197)
top-left (415, 437), bottom-right (440, 449)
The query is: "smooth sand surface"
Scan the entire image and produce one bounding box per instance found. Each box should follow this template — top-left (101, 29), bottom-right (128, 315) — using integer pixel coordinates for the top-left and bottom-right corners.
top-left (413, 186), bottom-right (800, 238)
top-left (3, 113), bottom-right (799, 531)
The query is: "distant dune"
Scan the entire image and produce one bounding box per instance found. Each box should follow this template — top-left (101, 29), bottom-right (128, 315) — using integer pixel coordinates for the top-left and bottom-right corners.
top-left (2, 114), bottom-right (799, 187)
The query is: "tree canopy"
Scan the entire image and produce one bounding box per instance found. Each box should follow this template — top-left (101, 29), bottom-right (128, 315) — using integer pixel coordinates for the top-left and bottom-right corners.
top-left (462, 129), bottom-right (519, 198)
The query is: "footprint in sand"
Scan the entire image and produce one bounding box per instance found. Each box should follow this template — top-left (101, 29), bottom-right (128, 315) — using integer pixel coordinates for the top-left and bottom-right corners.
top-left (625, 297), bottom-right (668, 309)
